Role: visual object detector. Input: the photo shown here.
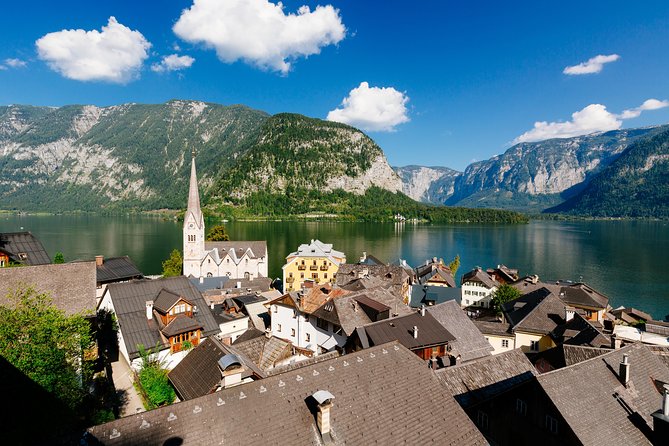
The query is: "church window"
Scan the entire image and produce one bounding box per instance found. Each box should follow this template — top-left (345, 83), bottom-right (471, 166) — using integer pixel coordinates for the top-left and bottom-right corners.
top-left (207, 273), bottom-right (213, 277)
top-left (244, 272), bottom-right (250, 280)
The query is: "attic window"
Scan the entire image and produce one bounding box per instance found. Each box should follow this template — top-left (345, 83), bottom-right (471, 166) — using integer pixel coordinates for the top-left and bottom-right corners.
top-left (18, 253), bottom-right (27, 260)
top-left (324, 303), bottom-right (334, 312)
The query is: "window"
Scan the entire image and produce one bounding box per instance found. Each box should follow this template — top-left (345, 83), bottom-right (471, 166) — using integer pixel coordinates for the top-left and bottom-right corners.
top-left (312, 273), bottom-right (318, 279)
top-left (244, 272), bottom-right (250, 280)
top-left (207, 272), bottom-right (213, 277)
top-left (273, 305), bottom-right (277, 313)
top-left (324, 273), bottom-right (328, 279)
top-left (277, 324), bottom-right (282, 332)
top-left (300, 273), bottom-right (304, 279)
top-left (293, 310), bottom-right (297, 319)
top-left (306, 333), bottom-right (311, 342)
top-left (502, 339), bottom-right (509, 348)
top-left (291, 328), bottom-right (296, 337)
top-left (289, 273), bottom-right (293, 278)
top-left (476, 410), bottom-right (489, 430)
top-left (545, 415), bottom-right (558, 434)
top-left (530, 340), bottom-right (539, 351)
top-left (313, 260), bottom-right (317, 266)
top-left (516, 399), bottom-right (527, 416)
top-left (316, 318), bottom-right (329, 330)
top-left (466, 299), bottom-right (469, 305)
top-left (332, 324), bottom-right (342, 335)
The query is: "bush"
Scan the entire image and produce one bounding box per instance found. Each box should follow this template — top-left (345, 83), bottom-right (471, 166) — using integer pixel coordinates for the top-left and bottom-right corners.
top-left (138, 366), bottom-right (175, 409)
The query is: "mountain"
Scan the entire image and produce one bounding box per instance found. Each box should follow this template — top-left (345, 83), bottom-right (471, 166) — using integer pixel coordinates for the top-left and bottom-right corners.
top-left (547, 127), bottom-right (669, 217)
top-left (395, 126), bottom-right (668, 213)
top-left (393, 165), bottom-right (460, 203)
top-left (0, 101), bottom-right (402, 211)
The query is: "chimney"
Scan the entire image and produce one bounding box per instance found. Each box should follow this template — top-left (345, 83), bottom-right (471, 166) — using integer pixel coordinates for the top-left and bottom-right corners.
top-left (652, 385), bottom-right (669, 443)
top-left (413, 325), bottom-right (419, 339)
top-left (360, 251), bottom-right (367, 262)
top-left (619, 353), bottom-right (630, 386)
top-left (95, 255), bottom-right (104, 267)
top-left (236, 281), bottom-right (241, 289)
top-left (218, 355), bottom-right (243, 388)
top-left (420, 304), bottom-right (426, 317)
top-left (199, 276), bottom-right (204, 284)
top-left (210, 302), bottom-right (215, 310)
top-left (312, 390), bottom-right (335, 440)
top-left (565, 306), bottom-right (574, 322)
top-left (145, 301), bottom-right (153, 320)
top-left (611, 334), bottom-right (622, 349)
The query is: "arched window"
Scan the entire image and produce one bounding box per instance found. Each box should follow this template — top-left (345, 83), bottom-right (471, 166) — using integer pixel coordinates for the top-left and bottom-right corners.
top-left (207, 272), bottom-right (213, 277)
top-left (244, 272), bottom-right (250, 280)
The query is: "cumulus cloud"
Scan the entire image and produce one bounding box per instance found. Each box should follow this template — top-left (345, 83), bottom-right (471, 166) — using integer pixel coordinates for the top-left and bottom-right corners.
top-left (36, 17), bottom-right (151, 83)
top-left (563, 54), bottom-right (620, 75)
top-left (513, 99), bottom-right (669, 144)
top-left (326, 82), bottom-right (410, 132)
top-left (151, 54), bottom-right (195, 72)
top-left (173, 0), bottom-right (346, 74)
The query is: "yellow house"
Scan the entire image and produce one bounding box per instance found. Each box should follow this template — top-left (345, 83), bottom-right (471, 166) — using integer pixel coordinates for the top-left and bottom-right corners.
top-left (282, 239), bottom-right (346, 292)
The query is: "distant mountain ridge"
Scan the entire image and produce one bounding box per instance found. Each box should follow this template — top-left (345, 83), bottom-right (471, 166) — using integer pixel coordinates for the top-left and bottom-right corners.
top-left (393, 165), bottom-right (460, 203)
top-left (394, 125), bottom-right (669, 215)
top-left (0, 100), bottom-right (402, 211)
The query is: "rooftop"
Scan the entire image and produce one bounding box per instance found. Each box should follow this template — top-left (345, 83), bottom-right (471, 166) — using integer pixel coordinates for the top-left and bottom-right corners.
top-left (94, 256), bottom-right (143, 284)
top-left (285, 239), bottom-right (345, 263)
top-left (87, 342), bottom-right (487, 446)
top-left (204, 241), bottom-right (267, 262)
top-left (502, 287), bottom-right (566, 335)
top-left (461, 267), bottom-right (499, 289)
top-left (427, 300), bottom-right (493, 362)
top-left (0, 231), bottom-right (51, 266)
top-left (359, 311), bottom-right (455, 350)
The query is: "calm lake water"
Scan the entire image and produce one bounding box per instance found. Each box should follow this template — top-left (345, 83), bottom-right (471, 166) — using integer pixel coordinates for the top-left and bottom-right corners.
top-left (2, 214), bottom-right (668, 319)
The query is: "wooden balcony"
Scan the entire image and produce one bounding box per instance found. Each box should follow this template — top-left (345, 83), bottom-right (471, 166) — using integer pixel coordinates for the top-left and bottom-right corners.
top-left (310, 265), bottom-right (318, 271)
top-left (320, 265), bottom-right (329, 271)
top-left (298, 265), bottom-right (306, 271)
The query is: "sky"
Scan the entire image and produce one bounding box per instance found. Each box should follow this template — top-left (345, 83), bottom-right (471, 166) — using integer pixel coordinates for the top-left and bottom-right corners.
top-left (2, 0), bottom-right (669, 171)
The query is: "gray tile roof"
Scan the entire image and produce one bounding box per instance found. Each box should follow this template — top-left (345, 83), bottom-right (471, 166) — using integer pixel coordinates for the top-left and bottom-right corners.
top-left (0, 231), bottom-right (51, 265)
top-left (105, 277), bottom-right (219, 359)
top-left (153, 288), bottom-right (186, 313)
top-left (473, 320), bottom-right (513, 337)
top-left (410, 284), bottom-right (461, 308)
top-left (332, 288), bottom-right (413, 336)
top-left (435, 348), bottom-right (538, 408)
top-left (168, 337), bottom-right (265, 401)
top-left (536, 344), bottom-right (669, 445)
top-left (461, 267), bottom-right (499, 289)
top-left (550, 313), bottom-right (611, 348)
top-left (360, 311), bottom-right (455, 350)
top-left (558, 282), bottom-right (609, 310)
top-left (204, 241), bottom-right (267, 261)
top-left (532, 344), bottom-right (611, 373)
top-left (427, 300), bottom-right (493, 362)
top-left (94, 256), bottom-right (143, 283)
top-left (87, 342), bottom-right (487, 446)
top-left (161, 314), bottom-right (202, 337)
top-left (335, 264), bottom-right (409, 288)
top-left (502, 287), bottom-right (566, 335)
top-left (0, 261), bottom-right (96, 316)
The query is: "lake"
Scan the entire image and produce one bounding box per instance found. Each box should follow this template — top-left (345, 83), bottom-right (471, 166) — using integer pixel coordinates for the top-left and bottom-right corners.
top-left (1, 214), bottom-right (668, 320)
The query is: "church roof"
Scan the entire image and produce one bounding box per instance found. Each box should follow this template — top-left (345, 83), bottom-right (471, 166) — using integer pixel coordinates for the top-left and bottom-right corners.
top-left (204, 241), bottom-right (267, 262)
top-left (184, 154), bottom-right (203, 230)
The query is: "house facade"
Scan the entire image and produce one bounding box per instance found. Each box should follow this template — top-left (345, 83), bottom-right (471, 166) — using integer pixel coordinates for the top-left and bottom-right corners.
top-left (182, 153), bottom-right (268, 280)
top-left (282, 239), bottom-right (345, 292)
top-left (462, 267), bottom-right (499, 308)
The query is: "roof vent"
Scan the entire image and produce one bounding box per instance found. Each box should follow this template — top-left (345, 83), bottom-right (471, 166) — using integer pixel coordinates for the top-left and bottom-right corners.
top-left (619, 353), bottom-right (630, 387)
top-left (420, 304), bottom-right (426, 317)
top-left (413, 325), bottom-right (419, 339)
top-left (218, 354), bottom-right (243, 388)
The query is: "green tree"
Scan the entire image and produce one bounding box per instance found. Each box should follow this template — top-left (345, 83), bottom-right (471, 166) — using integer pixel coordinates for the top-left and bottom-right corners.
top-left (491, 284), bottom-right (522, 315)
top-left (0, 286), bottom-right (94, 410)
top-left (53, 252), bottom-right (65, 264)
top-left (448, 254), bottom-right (460, 277)
top-left (161, 249), bottom-right (183, 277)
top-left (206, 225), bottom-right (230, 241)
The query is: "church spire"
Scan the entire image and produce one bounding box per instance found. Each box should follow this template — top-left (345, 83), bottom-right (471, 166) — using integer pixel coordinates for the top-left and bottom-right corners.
top-left (185, 150), bottom-right (203, 229)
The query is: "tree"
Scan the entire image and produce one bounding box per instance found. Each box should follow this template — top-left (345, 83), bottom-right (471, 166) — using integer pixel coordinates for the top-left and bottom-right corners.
top-left (491, 284), bottom-right (522, 315)
top-left (448, 254), bottom-right (460, 277)
top-left (0, 285), bottom-right (94, 410)
top-left (53, 252), bottom-right (65, 264)
top-left (206, 225), bottom-right (230, 241)
top-left (161, 249), bottom-right (182, 277)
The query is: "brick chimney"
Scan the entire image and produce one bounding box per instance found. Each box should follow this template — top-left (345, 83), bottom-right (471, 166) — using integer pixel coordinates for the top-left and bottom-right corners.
top-left (95, 255), bottom-right (104, 267)
top-left (312, 390), bottom-right (335, 441)
top-left (145, 301), bottom-right (153, 320)
top-left (619, 353), bottom-right (630, 386)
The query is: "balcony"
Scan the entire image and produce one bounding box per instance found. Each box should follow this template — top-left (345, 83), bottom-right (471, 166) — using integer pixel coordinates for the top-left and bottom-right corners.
top-left (298, 265), bottom-right (306, 271)
top-left (320, 265), bottom-right (329, 271)
top-left (310, 265), bottom-right (318, 271)
top-left (286, 277), bottom-right (295, 283)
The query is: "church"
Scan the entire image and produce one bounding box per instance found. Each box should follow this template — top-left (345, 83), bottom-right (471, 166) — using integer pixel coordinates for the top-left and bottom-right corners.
top-left (182, 154), bottom-right (268, 280)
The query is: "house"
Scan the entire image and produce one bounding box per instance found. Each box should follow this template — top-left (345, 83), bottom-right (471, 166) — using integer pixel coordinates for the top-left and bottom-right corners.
top-left (98, 276), bottom-right (220, 370)
top-left (350, 308), bottom-right (456, 362)
top-left (549, 311), bottom-right (611, 348)
top-left (486, 264), bottom-right (519, 284)
top-left (0, 231), bottom-right (51, 267)
top-left (470, 344), bottom-right (669, 445)
top-left (501, 287), bottom-right (565, 353)
top-left (0, 261), bottom-right (97, 316)
top-left (86, 342), bottom-right (488, 446)
top-left (90, 255), bottom-right (143, 299)
top-left (267, 283), bottom-right (350, 354)
top-left (530, 344), bottom-right (611, 373)
top-left (474, 320), bottom-right (516, 354)
top-left (335, 263), bottom-right (411, 301)
top-left (410, 284), bottom-right (462, 307)
top-left (462, 267), bottom-right (499, 308)
top-left (210, 303), bottom-right (250, 344)
top-left (611, 306), bottom-right (653, 324)
top-left (168, 337), bottom-right (265, 401)
top-left (556, 282), bottom-right (609, 323)
top-left (416, 257), bottom-right (456, 287)
top-left (182, 153), bottom-right (268, 280)
top-left (191, 275), bottom-right (274, 303)
top-left (427, 300), bottom-right (493, 362)
top-left (282, 239), bottom-right (345, 292)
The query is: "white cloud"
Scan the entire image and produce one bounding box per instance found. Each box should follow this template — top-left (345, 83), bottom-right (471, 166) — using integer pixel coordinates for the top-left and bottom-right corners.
top-left (4, 58), bottom-right (27, 68)
top-left (151, 54), bottom-right (195, 72)
top-left (563, 54), bottom-right (620, 75)
top-left (326, 82), bottom-right (410, 132)
top-left (513, 99), bottom-right (669, 144)
top-left (35, 17), bottom-right (151, 83)
top-left (173, 0), bottom-right (346, 74)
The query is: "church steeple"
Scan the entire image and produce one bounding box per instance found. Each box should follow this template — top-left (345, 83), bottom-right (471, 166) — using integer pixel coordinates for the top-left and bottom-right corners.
top-left (185, 150), bottom-right (203, 230)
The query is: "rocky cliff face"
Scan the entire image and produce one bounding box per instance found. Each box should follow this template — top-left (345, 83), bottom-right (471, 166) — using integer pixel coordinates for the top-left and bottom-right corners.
top-left (393, 165), bottom-right (460, 203)
top-left (0, 102), bottom-right (403, 211)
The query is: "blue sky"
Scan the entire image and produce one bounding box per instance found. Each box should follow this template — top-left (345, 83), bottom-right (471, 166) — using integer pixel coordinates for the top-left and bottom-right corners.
top-left (2, 0), bottom-right (669, 170)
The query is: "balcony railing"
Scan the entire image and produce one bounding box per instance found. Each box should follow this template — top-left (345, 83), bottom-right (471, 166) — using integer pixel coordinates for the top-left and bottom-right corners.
top-left (298, 265), bottom-right (306, 270)
top-left (310, 265), bottom-right (318, 271)
top-left (320, 265), bottom-right (328, 271)
top-left (286, 277), bottom-right (295, 283)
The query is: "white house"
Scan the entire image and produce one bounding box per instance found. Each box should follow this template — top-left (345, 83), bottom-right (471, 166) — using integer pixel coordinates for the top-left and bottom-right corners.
top-left (461, 267), bottom-right (499, 308)
top-left (182, 153), bottom-right (268, 280)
